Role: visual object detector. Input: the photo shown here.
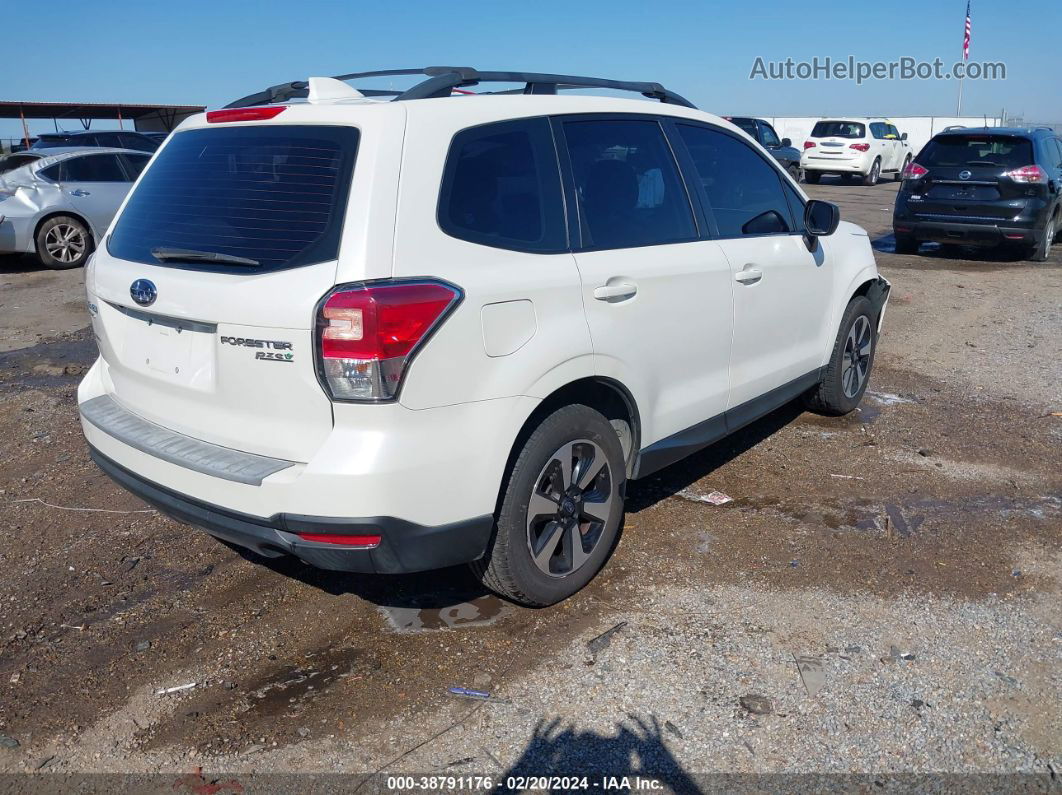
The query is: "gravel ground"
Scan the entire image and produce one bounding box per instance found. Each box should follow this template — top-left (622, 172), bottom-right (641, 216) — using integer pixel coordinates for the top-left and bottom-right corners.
top-left (0, 178), bottom-right (1059, 790)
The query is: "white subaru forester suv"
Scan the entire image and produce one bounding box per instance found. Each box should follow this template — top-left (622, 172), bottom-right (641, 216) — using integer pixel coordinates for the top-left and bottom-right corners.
top-left (78, 67), bottom-right (889, 606)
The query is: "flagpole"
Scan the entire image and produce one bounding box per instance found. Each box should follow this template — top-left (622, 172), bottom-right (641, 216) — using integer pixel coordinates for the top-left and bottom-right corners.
top-left (957, 0), bottom-right (970, 116)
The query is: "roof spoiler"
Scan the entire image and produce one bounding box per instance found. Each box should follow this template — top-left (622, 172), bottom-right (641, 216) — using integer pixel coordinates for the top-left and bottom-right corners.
top-left (225, 66), bottom-right (695, 110)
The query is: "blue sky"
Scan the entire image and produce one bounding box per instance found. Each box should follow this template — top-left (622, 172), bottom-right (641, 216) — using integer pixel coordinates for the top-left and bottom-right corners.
top-left (3, 0), bottom-right (1058, 141)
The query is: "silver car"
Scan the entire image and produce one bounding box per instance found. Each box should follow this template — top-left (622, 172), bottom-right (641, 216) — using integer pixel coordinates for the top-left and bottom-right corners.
top-left (0, 147), bottom-right (150, 269)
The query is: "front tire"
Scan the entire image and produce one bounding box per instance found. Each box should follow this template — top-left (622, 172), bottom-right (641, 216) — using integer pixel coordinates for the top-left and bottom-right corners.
top-left (35, 215), bottom-right (92, 270)
top-left (471, 404), bottom-right (626, 606)
top-left (895, 155), bottom-right (911, 182)
top-left (804, 296), bottom-right (878, 416)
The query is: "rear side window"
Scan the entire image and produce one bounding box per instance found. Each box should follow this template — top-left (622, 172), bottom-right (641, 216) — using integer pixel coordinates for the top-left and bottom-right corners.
top-left (108, 125), bottom-right (359, 271)
top-left (919, 135), bottom-right (1034, 168)
top-left (729, 118), bottom-right (759, 138)
top-left (62, 154), bottom-right (127, 182)
top-left (677, 124), bottom-right (794, 239)
top-left (120, 153), bottom-right (150, 180)
top-left (760, 124), bottom-right (781, 148)
top-left (811, 121), bottom-right (865, 139)
top-left (869, 122), bottom-right (888, 140)
top-left (438, 117), bottom-right (566, 252)
top-left (562, 118), bottom-right (696, 250)
top-left (0, 154), bottom-right (38, 175)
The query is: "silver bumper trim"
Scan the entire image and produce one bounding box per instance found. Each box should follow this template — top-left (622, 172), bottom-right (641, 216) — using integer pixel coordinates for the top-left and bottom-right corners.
top-left (80, 395), bottom-right (294, 486)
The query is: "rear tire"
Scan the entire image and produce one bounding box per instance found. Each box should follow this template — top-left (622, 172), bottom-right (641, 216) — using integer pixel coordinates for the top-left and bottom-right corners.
top-left (1028, 214), bottom-right (1056, 262)
top-left (804, 296), bottom-right (878, 416)
top-left (804, 171), bottom-right (821, 184)
top-left (471, 404), bottom-right (626, 607)
top-left (35, 215), bottom-right (92, 270)
top-left (893, 232), bottom-right (919, 255)
top-left (787, 164), bottom-right (802, 183)
top-left (862, 159), bottom-right (881, 186)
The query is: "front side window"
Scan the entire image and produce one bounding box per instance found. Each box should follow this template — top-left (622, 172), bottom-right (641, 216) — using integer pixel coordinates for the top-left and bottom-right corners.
top-left (438, 117), bottom-right (566, 252)
top-left (677, 124), bottom-right (795, 239)
top-left (62, 154), bottom-right (126, 182)
top-left (811, 121), bottom-right (866, 139)
top-left (562, 118), bottom-right (696, 250)
top-left (886, 124), bottom-right (901, 139)
top-left (108, 125), bottom-right (359, 271)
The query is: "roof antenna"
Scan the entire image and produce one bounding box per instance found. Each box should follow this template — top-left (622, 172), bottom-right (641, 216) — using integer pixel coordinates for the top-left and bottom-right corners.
top-left (307, 77), bottom-right (364, 103)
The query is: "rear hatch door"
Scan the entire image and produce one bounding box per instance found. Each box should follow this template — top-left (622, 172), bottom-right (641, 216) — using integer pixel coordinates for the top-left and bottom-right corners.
top-left (89, 121), bottom-right (361, 462)
top-left (910, 134), bottom-right (1036, 222)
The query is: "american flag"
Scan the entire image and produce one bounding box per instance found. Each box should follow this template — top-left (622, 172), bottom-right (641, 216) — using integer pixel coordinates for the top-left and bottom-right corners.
top-left (962, 1), bottom-right (972, 61)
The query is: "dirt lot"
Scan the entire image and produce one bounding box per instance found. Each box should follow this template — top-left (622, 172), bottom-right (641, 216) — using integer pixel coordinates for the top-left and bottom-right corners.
top-left (0, 179), bottom-right (1059, 788)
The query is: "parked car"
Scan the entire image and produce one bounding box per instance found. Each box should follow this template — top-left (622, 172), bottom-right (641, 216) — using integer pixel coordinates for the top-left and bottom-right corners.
top-left (32, 130), bottom-right (159, 153)
top-left (141, 131), bottom-right (171, 145)
top-left (77, 68), bottom-right (890, 606)
top-left (894, 127), bottom-right (1062, 261)
top-left (0, 148), bottom-right (151, 268)
top-left (801, 119), bottom-right (912, 186)
top-left (725, 117), bottom-right (802, 181)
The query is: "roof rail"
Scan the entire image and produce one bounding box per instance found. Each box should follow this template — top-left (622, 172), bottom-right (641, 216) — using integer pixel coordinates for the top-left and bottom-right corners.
top-left (225, 66), bottom-right (695, 109)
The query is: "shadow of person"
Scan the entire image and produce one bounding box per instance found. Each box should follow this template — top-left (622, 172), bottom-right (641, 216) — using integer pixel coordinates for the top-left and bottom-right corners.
top-left (495, 714), bottom-right (703, 794)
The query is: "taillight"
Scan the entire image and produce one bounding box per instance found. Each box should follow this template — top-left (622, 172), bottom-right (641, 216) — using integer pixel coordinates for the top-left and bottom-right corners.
top-left (902, 162), bottom-right (929, 181)
top-left (849, 143), bottom-right (871, 152)
top-left (803, 141), bottom-right (817, 150)
top-left (206, 106), bottom-right (287, 123)
top-left (315, 280), bottom-right (461, 401)
top-left (1003, 165), bottom-right (1047, 184)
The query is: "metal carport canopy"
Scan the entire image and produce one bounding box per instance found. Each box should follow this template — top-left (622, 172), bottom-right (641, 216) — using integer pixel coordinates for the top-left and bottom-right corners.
top-left (0, 99), bottom-right (206, 133)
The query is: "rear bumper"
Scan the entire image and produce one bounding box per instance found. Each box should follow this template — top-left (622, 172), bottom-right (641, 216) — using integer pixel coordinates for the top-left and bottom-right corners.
top-left (800, 153), bottom-right (871, 174)
top-left (893, 217), bottom-right (1045, 247)
top-left (90, 447), bottom-right (494, 574)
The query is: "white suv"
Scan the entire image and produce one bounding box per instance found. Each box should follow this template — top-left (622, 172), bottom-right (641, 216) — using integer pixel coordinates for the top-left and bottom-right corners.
top-left (78, 68), bottom-right (890, 606)
top-left (801, 118), bottom-right (913, 186)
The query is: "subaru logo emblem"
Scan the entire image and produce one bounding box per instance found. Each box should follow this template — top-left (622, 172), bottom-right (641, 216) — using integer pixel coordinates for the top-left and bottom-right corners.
top-left (130, 279), bottom-right (157, 307)
top-left (959, 170), bottom-right (972, 180)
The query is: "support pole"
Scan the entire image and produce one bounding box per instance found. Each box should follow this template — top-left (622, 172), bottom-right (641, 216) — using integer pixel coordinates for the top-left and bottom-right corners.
top-left (19, 106), bottom-right (30, 150)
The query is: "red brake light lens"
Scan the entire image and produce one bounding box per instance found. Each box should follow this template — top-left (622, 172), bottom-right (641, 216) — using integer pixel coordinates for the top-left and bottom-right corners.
top-left (902, 162), bottom-right (929, 180)
top-left (316, 281), bottom-right (460, 401)
top-left (1003, 165), bottom-right (1047, 184)
top-left (206, 106), bottom-right (287, 124)
top-left (849, 143), bottom-right (871, 152)
top-left (803, 141), bottom-right (817, 150)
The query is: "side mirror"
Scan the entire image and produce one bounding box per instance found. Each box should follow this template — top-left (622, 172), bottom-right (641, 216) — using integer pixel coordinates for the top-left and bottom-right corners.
top-left (781, 137), bottom-right (792, 148)
top-left (805, 200), bottom-right (840, 237)
top-left (901, 132), bottom-right (908, 141)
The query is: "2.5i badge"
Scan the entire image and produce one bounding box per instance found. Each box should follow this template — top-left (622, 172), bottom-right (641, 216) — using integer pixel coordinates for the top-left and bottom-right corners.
top-left (220, 335), bottom-right (295, 363)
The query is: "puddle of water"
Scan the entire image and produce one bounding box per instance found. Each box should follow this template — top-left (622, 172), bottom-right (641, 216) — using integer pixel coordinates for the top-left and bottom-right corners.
top-left (868, 391), bottom-right (916, 407)
top-left (245, 646), bottom-right (370, 717)
top-left (379, 594), bottom-right (511, 633)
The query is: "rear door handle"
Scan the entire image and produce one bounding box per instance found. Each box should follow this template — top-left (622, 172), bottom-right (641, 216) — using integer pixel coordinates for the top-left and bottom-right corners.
top-left (593, 282), bottom-right (638, 301)
top-left (734, 266), bottom-right (763, 285)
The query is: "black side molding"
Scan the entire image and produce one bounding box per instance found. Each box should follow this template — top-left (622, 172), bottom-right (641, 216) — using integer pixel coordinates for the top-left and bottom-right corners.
top-left (632, 368), bottom-right (824, 479)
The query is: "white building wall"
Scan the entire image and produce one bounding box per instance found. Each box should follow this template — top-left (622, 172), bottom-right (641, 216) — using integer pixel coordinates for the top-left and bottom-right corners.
top-left (763, 116), bottom-right (1004, 157)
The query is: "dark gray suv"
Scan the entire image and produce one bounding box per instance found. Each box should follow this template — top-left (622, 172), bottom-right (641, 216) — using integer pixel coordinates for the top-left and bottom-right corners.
top-left (893, 127), bottom-right (1062, 261)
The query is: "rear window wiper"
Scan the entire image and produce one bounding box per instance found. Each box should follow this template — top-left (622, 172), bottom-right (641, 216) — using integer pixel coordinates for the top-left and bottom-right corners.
top-left (151, 247), bottom-right (260, 267)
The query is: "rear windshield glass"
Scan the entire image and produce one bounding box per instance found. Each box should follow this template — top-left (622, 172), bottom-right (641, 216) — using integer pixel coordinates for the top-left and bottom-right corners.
top-left (811, 121), bottom-right (865, 139)
top-left (919, 135), bottom-right (1033, 168)
top-left (32, 136), bottom-right (78, 149)
top-left (108, 125), bottom-right (359, 271)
